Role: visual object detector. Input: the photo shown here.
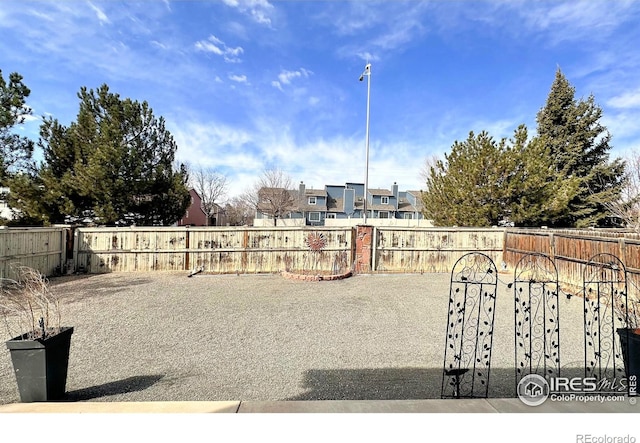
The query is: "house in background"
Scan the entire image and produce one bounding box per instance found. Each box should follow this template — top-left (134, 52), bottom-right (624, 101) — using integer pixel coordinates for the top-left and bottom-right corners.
top-left (397, 190), bottom-right (424, 220)
top-left (177, 189), bottom-right (227, 227)
top-left (296, 182), bottom-right (328, 226)
top-left (177, 189), bottom-right (207, 226)
top-left (253, 181), bottom-right (429, 226)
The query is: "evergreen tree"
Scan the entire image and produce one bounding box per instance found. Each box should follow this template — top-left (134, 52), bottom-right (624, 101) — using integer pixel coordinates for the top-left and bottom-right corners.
top-left (422, 70), bottom-right (624, 228)
top-left (506, 125), bottom-right (580, 226)
top-left (18, 84), bottom-right (190, 225)
top-left (0, 69), bottom-right (34, 183)
top-left (535, 69), bottom-right (624, 227)
top-left (422, 131), bottom-right (510, 226)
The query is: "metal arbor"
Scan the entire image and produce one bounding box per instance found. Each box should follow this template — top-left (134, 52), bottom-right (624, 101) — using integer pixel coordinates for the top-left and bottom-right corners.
top-left (583, 253), bottom-right (628, 385)
top-left (442, 253), bottom-right (498, 399)
top-left (512, 253), bottom-right (561, 392)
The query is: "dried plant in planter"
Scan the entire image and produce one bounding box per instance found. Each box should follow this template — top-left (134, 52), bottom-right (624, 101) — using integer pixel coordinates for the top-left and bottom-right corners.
top-left (615, 287), bottom-right (640, 332)
top-left (0, 266), bottom-right (62, 340)
top-left (626, 292), bottom-right (640, 332)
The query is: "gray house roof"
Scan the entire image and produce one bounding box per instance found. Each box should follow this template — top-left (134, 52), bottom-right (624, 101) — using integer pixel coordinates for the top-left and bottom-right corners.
top-left (368, 188), bottom-right (393, 196)
top-left (397, 201), bottom-right (417, 212)
top-left (327, 197), bottom-right (344, 213)
top-left (297, 188), bottom-right (327, 212)
top-left (368, 203), bottom-right (396, 211)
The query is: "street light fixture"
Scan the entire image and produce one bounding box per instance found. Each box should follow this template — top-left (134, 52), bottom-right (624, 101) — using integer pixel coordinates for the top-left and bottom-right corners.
top-left (359, 63), bottom-right (371, 224)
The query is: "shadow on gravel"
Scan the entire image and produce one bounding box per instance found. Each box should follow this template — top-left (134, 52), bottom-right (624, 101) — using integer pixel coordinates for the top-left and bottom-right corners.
top-left (286, 367), bottom-right (589, 400)
top-left (51, 275), bottom-right (154, 302)
top-left (64, 374), bottom-right (164, 401)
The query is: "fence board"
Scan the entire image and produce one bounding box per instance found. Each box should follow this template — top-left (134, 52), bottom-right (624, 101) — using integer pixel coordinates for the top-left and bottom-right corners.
top-left (0, 227), bottom-right (68, 280)
top-left (74, 227), bottom-right (354, 274)
top-left (374, 227), bottom-right (505, 273)
top-left (504, 229), bottom-right (640, 292)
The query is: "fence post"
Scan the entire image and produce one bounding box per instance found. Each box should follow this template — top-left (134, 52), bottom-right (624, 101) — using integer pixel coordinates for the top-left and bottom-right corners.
top-left (371, 226), bottom-right (377, 272)
top-left (60, 228), bottom-right (67, 274)
top-left (242, 228), bottom-right (249, 272)
top-left (502, 229), bottom-right (508, 266)
top-left (72, 228), bottom-right (79, 273)
top-left (549, 232), bottom-right (555, 261)
top-left (619, 237), bottom-right (626, 265)
top-left (185, 226), bottom-right (190, 271)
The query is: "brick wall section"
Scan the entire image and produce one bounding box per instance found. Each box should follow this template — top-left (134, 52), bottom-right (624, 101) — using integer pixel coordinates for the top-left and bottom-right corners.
top-left (355, 225), bottom-right (373, 273)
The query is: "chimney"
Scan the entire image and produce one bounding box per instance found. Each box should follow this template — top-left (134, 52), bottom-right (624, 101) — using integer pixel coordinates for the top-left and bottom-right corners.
top-left (392, 182), bottom-right (399, 210)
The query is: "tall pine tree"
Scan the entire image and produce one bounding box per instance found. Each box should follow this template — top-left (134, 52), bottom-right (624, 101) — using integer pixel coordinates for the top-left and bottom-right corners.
top-left (535, 69), bottom-right (624, 227)
top-left (16, 84), bottom-right (190, 226)
top-left (0, 69), bottom-right (34, 183)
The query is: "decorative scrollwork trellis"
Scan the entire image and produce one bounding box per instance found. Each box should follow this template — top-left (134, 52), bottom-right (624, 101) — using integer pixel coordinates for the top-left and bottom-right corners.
top-left (441, 253), bottom-right (498, 399)
top-left (512, 253), bottom-right (560, 392)
top-left (583, 253), bottom-right (628, 385)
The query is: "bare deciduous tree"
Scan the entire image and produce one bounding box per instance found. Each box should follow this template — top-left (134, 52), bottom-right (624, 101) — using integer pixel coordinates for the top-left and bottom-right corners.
top-left (224, 197), bottom-right (254, 226)
top-left (242, 169), bottom-right (296, 226)
top-left (419, 154), bottom-right (442, 184)
top-left (188, 165), bottom-right (229, 226)
top-left (603, 150), bottom-right (640, 232)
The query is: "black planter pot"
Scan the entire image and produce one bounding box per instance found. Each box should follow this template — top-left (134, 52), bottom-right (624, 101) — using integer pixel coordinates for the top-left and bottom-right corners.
top-left (5, 327), bottom-right (74, 402)
top-left (617, 328), bottom-right (640, 393)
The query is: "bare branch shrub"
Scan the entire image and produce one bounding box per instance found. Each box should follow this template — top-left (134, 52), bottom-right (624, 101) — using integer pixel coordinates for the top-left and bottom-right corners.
top-left (617, 286), bottom-right (640, 331)
top-left (0, 266), bottom-right (61, 340)
top-left (604, 151), bottom-right (640, 232)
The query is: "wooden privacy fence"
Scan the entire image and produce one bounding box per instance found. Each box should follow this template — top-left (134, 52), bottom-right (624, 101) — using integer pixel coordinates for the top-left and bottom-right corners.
top-left (72, 226), bottom-right (507, 274)
top-left (503, 229), bottom-right (640, 290)
top-left (73, 226), bottom-right (355, 274)
top-left (6, 226), bottom-right (640, 280)
top-left (373, 227), bottom-right (505, 273)
top-left (0, 227), bottom-right (69, 280)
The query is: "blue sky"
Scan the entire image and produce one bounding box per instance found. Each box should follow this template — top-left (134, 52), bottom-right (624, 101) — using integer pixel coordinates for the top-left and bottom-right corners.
top-left (2, 0), bottom-right (640, 200)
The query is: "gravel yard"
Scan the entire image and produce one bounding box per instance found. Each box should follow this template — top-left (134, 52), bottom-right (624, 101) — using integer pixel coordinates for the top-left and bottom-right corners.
top-left (0, 272), bottom-right (588, 404)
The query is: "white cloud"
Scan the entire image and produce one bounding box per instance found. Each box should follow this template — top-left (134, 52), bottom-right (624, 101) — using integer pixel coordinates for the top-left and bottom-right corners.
top-left (194, 35), bottom-right (244, 63)
top-left (222, 0), bottom-right (275, 26)
top-left (88, 2), bottom-right (110, 25)
top-left (607, 89), bottom-right (640, 109)
top-left (278, 68), bottom-right (311, 85)
top-left (497, 1), bottom-right (640, 47)
top-left (150, 40), bottom-right (167, 50)
top-left (229, 74), bottom-right (248, 83)
top-left (171, 113), bottom-right (429, 199)
top-left (356, 52), bottom-right (379, 62)
top-left (272, 68), bottom-right (312, 91)
top-left (21, 114), bottom-right (40, 123)
top-left (602, 110), bottom-right (640, 141)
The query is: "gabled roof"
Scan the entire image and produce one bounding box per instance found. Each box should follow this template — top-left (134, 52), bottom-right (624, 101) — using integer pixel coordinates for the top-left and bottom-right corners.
top-left (368, 203), bottom-right (395, 211)
top-left (406, 190), bottom-right (424, 211)
top-left (368, 188), bottom-right (393, 196)
top-left (303, 189), bottom-right (327, 197)
top-left (397, 201), bottom-right (417, 212)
